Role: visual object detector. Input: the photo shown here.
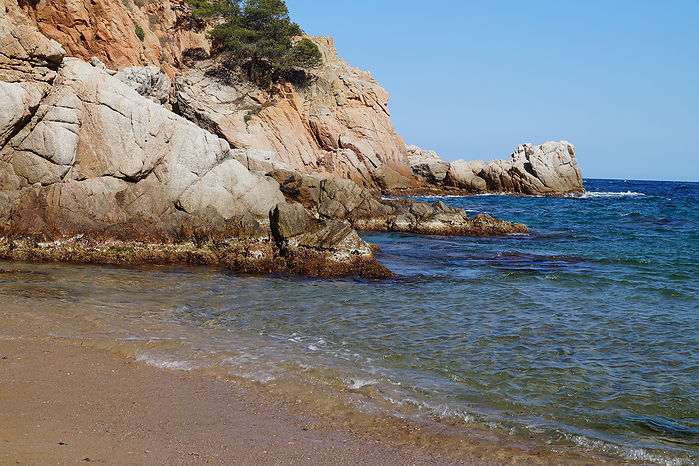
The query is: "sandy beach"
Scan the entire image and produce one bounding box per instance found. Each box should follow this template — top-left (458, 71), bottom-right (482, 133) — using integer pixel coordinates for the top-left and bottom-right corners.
top-left (1, 338), bottom-right (456, 465)
top-left (0, 336), bottom-right (603, 465)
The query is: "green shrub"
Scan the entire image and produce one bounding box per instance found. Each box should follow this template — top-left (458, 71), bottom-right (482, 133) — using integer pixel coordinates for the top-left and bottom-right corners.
top-left (243, 113), bottom-right (252, 122)
top-left (285, 38), bottom-right (323, 69)
top-left (135, 24), bottom-right (145, 41)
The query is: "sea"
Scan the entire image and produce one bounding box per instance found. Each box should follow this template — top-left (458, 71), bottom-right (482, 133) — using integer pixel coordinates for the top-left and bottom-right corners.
top-left (1, 179), bottom-right (697, 464)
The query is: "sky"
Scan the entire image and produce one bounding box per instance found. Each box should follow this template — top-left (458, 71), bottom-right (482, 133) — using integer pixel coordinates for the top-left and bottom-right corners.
top-left (286, 0), bottom-right (699, 182)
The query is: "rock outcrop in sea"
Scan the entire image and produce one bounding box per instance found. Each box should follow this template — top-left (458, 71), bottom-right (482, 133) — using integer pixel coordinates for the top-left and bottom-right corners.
top-left (268, 170), bottom-right (526, 236)
top-left (407, 141), bottom-right (585, 195)
top-left (0, 2), bottom-right (528, 277)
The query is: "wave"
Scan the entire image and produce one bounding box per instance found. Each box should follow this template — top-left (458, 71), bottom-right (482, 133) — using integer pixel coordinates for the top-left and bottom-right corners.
top-left (344, 377), bottom-right (380, 390)
top-left (135, 352), bottom-right (198, 371)
top-left (577, 191), bottom-right (646, 198)
top-left (568, 434), bottom-right (692, 466)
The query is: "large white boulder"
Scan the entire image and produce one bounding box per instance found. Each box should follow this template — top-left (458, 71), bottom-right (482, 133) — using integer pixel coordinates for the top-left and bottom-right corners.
top-left (0, 57), bottom-right (285, 237)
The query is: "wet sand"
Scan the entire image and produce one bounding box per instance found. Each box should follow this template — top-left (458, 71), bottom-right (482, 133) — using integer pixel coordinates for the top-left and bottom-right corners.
top-left (0, 337), bottom-right (602, 465)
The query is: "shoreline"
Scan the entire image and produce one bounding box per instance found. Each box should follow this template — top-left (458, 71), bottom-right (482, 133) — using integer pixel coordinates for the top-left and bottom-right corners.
top-left (0, 337), bottom-right (449, 465)
top-left (0, 336), bottom-right (602, 465)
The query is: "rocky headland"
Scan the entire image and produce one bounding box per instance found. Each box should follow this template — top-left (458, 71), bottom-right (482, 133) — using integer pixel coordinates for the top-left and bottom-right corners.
top-left (0, 0), bottom-right (580, 277)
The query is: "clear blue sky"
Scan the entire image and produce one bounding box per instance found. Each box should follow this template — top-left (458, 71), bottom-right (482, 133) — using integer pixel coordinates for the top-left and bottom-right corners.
top-left (287, 1), bottom-right (699, 182)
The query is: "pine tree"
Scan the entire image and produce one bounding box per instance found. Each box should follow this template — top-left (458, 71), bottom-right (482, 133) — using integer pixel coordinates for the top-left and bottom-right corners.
top-left (189, 0), bottom-right (322, 81)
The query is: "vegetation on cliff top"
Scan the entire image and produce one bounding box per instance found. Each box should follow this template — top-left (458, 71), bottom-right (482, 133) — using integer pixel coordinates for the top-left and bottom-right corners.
top-left (188, 0), bottom-right (322, 82)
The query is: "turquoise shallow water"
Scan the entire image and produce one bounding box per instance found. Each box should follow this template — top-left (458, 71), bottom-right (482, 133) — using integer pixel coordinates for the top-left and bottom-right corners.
top-left (1, 179), bottom-right (697, 464)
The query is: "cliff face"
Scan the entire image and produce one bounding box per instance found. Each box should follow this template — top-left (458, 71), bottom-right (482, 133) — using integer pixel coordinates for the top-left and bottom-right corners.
top-left (0, 9), bottom-right (394, 277)
top-left (3, 0), bottom-right (417, 190)
top-left (1, 0), bottom-right (582, 203)
top-left (175, 37), bottom-right (416, 190)
top-left (2, 0), bottom-right (209, 76)
top-left (0, 10), bottom-right (281, 239)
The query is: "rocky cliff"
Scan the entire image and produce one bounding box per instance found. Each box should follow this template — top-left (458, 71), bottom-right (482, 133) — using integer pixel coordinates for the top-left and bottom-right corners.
top-left (0, 7), bottom-right (527, 277)
top-left (2, 0), bottom-right (209, 76)
top-left (2, 0), bottom-right (583, 196)
top-left (175, 36), bottom-right (416, 190)
top-left (3, 0), bottom-right (417, 190)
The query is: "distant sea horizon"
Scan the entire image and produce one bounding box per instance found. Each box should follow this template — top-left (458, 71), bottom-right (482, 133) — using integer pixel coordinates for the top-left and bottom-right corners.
top-left (585, 177), bottom-right (699, 184)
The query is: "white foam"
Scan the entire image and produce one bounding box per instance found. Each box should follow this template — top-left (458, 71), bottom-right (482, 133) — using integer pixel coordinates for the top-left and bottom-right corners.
top-left (227, 368), bottom-right (276, 383)
top-left (434, 405), bottom-right (477, 424)
top-left (307, 338), bottom-right (328, 352)
top-left (569, 434), bottom-right (689, 466)
top-left (221, 354), bottom-right (261, 364)
top-left (380, 195), bottom-right (466, 201)
top-left (221, 355), bottom-right (277, 383)
top-left (346, 378), bottom-right (379, 390)
top-left (382, 396), bottom-right (477, 424)
top-left (135, 352), bottom-right (197, 371)
top-left (576, 191), bottom-right (646, 198)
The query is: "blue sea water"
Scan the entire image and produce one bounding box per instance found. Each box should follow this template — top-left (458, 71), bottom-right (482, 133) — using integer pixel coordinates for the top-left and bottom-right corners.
top-left (1, 179), bottom-right (697, 463)
top-left (367, 179), bottom-right (699, 461)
